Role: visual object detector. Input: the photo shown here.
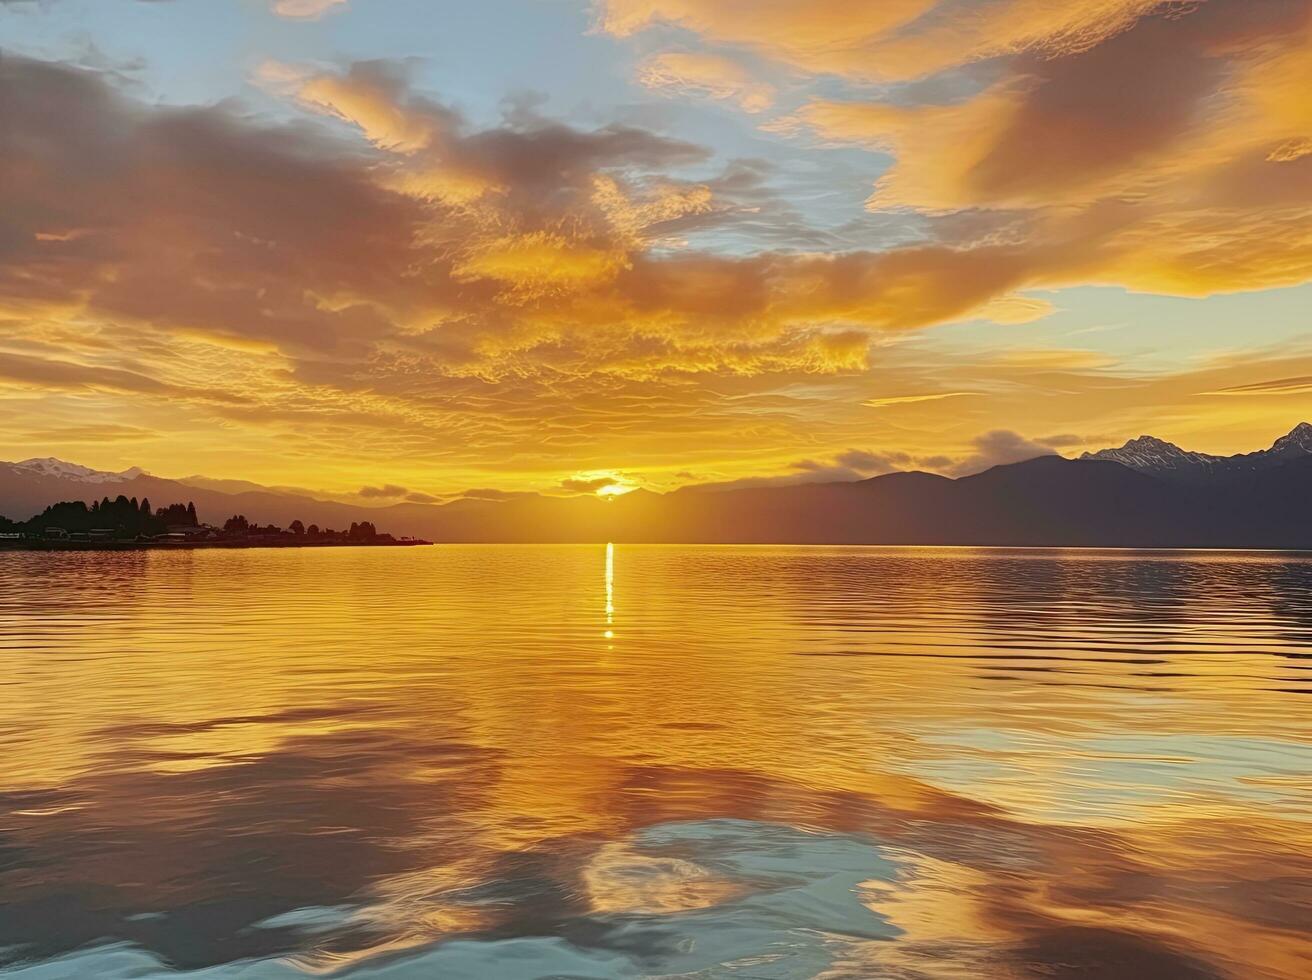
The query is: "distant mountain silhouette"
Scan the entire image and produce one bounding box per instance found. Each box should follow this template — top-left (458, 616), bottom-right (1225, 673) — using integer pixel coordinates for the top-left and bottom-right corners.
top-left (617, 453), bottom-right (1312, 548)
top-left (4, 424), bottom-right (1312, 547)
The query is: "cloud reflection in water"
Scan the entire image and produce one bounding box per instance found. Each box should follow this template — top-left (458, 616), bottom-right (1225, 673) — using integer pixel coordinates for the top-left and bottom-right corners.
top-left (0, 545), bottom-right (1309, 978)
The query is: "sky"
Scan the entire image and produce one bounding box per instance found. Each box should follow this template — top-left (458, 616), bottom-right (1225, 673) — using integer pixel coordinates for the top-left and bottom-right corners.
top-left (1, 0), bottom-right (1310, 501)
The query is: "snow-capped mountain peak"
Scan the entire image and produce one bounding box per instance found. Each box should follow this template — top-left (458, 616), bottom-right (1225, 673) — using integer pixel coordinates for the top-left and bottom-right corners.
top-left (1081, 436), bottom-right (1222, 471)
top-left (11, 457), bottom-right (146, 484)
top-left (1269, 421), bottom-right (1312, 456)
top-left (1082, 423), bottom-right (1312, 481)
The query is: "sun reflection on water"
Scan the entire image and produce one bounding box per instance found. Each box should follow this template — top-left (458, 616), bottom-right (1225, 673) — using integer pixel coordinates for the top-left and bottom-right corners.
top-left (604, 541), bottom-right (614, 641)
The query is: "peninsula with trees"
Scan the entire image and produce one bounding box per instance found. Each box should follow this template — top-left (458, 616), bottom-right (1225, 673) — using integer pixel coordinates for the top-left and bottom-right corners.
top-left (0, 495), bottom-right (428, 550)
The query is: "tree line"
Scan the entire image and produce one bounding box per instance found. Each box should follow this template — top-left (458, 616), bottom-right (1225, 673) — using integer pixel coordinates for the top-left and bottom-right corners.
top-left (1, 496), bottom-right (401, 544)
top-left (221, 515), bottom-right (381, 540)
top-left (0, 495), bottom-right (198, 537)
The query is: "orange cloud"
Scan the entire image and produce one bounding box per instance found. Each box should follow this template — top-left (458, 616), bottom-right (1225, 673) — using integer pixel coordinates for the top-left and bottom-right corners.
top-left (451, 232), bottom-right (629, 302)
top-left (289, 67), bottom-right (446, 153)
top-left (246, 61), bottom-right (1057, 369)
top-left (597, 0), bottom-right (938, 79)
top-left (773, 2), bottom-right (1312, 301)
top-left (0, 51), bottom-right (1051, 491)
top-left (597, 0), bottom-right (1161, 80)
top-left (4, 9), bottom-right (1312, 495)
top-left (608, 2), bottom-right (1312, 302)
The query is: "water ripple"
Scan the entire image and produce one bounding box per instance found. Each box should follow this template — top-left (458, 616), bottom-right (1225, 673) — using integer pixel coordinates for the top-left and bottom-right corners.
top-left (0, 545), bottom-right (1309, 978)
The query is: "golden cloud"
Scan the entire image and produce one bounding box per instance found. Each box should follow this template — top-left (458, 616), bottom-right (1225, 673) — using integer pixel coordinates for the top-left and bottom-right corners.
top-left (770, 1), bottom-right (1312, 301)
top-left (451, 232), bottom-right (630, 302)
top-left (0, 51), bottom-right (1064, 490)
top-left (597, 0), bottom-right (1162, 80)
top-left (5, 0), bottom-right (1312, 493)
top-left (862, 392), bottom-right (973, 409)
top-left (292, 70), bottom-right (445, 153)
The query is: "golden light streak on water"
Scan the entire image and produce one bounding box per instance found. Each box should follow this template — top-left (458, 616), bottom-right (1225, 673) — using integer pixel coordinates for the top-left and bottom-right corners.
top-left (604, 541), bottom-right (615, 641)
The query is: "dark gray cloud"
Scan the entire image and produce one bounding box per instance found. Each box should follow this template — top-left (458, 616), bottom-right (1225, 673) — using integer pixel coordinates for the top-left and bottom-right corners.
top-left (944, 429), bottom-right (1057, 477)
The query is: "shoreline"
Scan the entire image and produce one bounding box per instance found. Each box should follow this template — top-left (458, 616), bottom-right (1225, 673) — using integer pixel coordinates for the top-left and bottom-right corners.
top-left (4, 540), bottom-right (1310, 554)
top-left (0, 539), bottom-right (432, 552)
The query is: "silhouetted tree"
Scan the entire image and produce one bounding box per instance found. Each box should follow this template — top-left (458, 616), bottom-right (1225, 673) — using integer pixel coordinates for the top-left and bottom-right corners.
top-left (290, 520), bottom-right (305, 535)
top-left (307, 524), bottom-right (320, 537)
top-left (156, 502), bottom-right (196, 526)
top-left (22, 498), bottom-right (167, 538)
top-left (348, 521), bottom-right (377, 541)
top-left (224, 514), bottom-right (250, 533)
top-left (187, 501), bottom-right (198, 525)
top-left (140, 497), bottom-right (151, 516)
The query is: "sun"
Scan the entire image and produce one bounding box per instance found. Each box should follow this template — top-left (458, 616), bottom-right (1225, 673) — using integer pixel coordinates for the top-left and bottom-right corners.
top-left (597, 482), bottom-right (636, 498)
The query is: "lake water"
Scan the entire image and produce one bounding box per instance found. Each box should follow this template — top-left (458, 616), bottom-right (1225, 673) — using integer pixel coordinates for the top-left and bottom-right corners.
top-left (0, 546), bottom-right (1309, 979)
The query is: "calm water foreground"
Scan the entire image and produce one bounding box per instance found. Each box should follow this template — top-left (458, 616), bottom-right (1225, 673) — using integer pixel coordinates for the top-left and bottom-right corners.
top-left (0, 546), bottom-right (1310, 979)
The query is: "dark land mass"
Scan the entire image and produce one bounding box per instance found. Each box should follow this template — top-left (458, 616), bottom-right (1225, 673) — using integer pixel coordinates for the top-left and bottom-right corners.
top-left (2, 425), bottom-right (1311, 549)
top-left (2, 536), bottom-right (431, 552)
top-left (0, 495), bottom-right (428, 550)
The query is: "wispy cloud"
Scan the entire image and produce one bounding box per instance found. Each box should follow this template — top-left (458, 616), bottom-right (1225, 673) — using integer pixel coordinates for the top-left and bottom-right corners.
top-left (1206, 376), bottom-right (1312, 397)
top-left (637, 51), bottom-right (775, 112)
top-left (863, 392), bottom-right (973, 409)
top-left (270, 0), bottom-right (347, 19)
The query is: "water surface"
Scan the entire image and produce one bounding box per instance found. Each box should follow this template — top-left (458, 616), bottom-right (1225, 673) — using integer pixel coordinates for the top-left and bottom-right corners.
top-left (1, 546), bottom-right (1310, 978)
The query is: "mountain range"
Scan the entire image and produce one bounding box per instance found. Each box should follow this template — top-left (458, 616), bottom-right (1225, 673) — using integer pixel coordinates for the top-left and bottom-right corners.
top-left (3, 424), bottom-right (1312, 548)
top-left (1081, 421), bottom-right (1312, 483)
